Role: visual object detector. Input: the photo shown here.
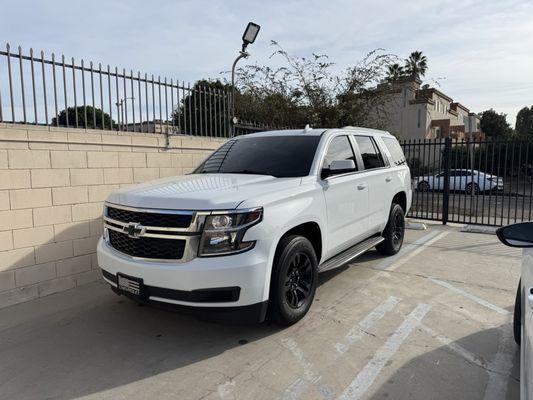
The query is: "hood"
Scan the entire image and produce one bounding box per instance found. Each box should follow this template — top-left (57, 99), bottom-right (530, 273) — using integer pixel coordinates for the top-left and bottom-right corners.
top-left (106, 173), bottom-right (302, 210)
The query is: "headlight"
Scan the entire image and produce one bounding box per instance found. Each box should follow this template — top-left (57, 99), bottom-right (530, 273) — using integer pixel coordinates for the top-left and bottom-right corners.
top-left (198, 208), bottom-right (263, 256)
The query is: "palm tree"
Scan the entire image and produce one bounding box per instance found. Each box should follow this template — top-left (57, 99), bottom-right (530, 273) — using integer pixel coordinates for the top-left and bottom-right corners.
top-left (386, 63), bottom-right (405, 82)
top-left (404, 51), bottom-right (428, 79)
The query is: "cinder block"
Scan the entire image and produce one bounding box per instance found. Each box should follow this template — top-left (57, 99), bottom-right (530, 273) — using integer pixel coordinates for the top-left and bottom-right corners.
top-left (87, 152), bottom-right (118, 168)
top-left (56, 254), bottom-right (92, 277)
top-left (192, 153), bottom-right (208, 167)
top-left (73, 236), bottom-right (100, 256)
top-left (52, 186), bottom-right (88, 205)
top-left (28, 131), bottom-right (68, 150)
top-left (10, 188), bottom-right (52, 209)
top-left (0, 286), bottom-right (38, 309)
top-left (88, 184), bottom-right (119, 202)
top-left (73, 269), bottom-right (102, 286)
top-left (147, 153), bottom-right (173, 168)
top-left (0, 191), bottom-right (10, 210)
top-left (0, 247), bottom-right (35, 271)
top-left (37, 276), bottom-right (76, 297)
top-left (90, 252), bottom-right (99, 269)
top-left (132, 136), bottom-right (159, 152)
top-left (8, 150), bottom-right (50, 169)
top-left (0, 209), bottom-right (33, 231)
top-left (15, 262), bottom-right (56, 287)
top-left (70, 168), bottom-right (104, 186)
top-left (101, 134), bottom-right (132, 152)
top-left (0, 128), bottom-right (29, 149)
top-left (0, 271), bottom-right (16, 291)
top-left (13, 226), bottom-right (54, 248)
top-left (171, 154), bottom-right (193, 168)
top-left (133, 168), bottom-right (159, 183)
top-left (33, 205), bottom-right (72, 226)
top-left (159, 168), bottom-right (183, 178)
top-left (104, 168), bottom-right (133, 184)
top-left (0, 170), bottom-right (31, 190)
top-left (72, 203), bottom-right (103, 221)
top-left (67, 132), bottom-right (102, 151)
top-left (181, 138), bottom-right (204, 149)
top-left (54, 221), bottom-right (91, 242)
top-left (119, 152), bottom-right (147, 168)
top-left (89, 219), bottom-right (103, 236)
top-left (31, 169), bottom-right (70, 188)
top-left (0, 231), bottom-right (13, 251)
top-left (0, 150), bottom-right (7, 168)
top-left (50, 151), bottom-right (87, 168)
top-left (35, 241), bottom-right (73, 264)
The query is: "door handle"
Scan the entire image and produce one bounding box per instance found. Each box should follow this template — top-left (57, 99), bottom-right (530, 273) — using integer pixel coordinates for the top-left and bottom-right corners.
top-left (357, 183), bottom-right (367, 190)
top-left (385, 176), bottom-right (392, 182)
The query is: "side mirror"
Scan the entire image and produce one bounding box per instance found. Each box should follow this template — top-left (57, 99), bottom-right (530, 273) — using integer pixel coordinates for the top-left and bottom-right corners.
top-left (322, 159), bottom-right (356, 179)
top-left (496, 222), bottom-right (533, 248)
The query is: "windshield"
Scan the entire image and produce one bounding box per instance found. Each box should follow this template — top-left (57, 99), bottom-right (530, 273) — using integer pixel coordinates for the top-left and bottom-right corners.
top-left (194, 136), bottom-right (321, 178)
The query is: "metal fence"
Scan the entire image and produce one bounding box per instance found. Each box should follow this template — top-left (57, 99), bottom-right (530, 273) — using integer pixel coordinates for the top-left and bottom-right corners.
top-left (402, 137), bottom-right (533, 227)
top-left (0, 44), bottom-right (233, 137)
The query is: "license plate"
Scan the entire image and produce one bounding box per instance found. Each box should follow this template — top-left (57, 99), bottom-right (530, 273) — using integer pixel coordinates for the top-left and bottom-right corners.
top-left (117, 274), bottom-right (143, 296)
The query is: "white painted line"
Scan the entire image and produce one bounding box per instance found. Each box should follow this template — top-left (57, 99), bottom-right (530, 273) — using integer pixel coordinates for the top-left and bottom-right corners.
top-left (335, 296), bottom-right (399, 354)
top-left (420, 323), bottom-right (488, 370)
top-left (375, 230), bottom-right (442, 270)
top-left (280, 338), bottom-right (334, 400)
top-left (482, 323), bottom-right (515, 400)
top-left (428, 277), bottom-right (510, 315)
top-left (337, 303), bottom-right (432, 400)
top-left (387, 231), bottom-right (449, 272)
top-left (406, 221), bottom-right (427, 230)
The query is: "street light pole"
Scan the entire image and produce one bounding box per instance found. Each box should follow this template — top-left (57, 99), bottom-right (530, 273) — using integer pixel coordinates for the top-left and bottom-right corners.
top-left (115, 97), bottom-right (135, 132)
top-left (229, 22), bottom-right (260, 137)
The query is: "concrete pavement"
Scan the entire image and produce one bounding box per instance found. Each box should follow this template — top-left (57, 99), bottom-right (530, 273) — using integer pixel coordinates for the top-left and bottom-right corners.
top-left (0, 225), bottom-right (522, 399)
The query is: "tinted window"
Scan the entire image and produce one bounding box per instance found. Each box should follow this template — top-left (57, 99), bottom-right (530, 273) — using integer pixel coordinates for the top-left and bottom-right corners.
top-left (354, 136), bottom-right (386, 170)
top-left (194, 136), bottom-right (321, 178)
top-left (322, 135), bottom-right (357, 172)
top-left (382, 137), bottom-right (406, 166)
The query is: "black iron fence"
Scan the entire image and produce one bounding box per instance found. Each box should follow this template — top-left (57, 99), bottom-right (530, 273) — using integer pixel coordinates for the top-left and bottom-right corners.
top-left (0, 44), bottom-right (234, 137)
top-left (402, 137), bottom-right (533, 227)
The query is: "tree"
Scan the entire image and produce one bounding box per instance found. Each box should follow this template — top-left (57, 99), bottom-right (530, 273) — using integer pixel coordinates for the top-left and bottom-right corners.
top-left (52, 106), bottom-right (115, 130)
top-left (386, 63), bottom-right (405, 82)
top-left (233, 41), bottom-right (397, 129)
top-left (404, 51), bottom-right (428, 79)
top-left (480, 109), bottom-right (513, 139)
top-left (516, 106), bottom-right (533, 136)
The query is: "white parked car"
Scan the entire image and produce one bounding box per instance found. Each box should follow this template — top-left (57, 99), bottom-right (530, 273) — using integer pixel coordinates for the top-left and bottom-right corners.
top-left (415, 169), bottom-right (503, 194)
top-left (97, 127), bottom-right (412, 324)
top-left (496, 222), bottom-right (533, 399)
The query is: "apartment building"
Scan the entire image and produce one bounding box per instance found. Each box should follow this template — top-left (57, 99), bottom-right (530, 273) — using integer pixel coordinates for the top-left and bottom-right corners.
top-left (380, 77), bottom-right (483, 141)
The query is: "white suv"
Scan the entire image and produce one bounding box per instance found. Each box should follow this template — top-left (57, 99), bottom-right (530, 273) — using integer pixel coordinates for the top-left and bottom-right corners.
top-left (97, 127), bottom-right (412, 324)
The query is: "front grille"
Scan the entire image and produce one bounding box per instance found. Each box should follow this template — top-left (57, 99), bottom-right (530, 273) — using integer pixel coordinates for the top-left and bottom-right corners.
top-left (107, 206), bottom-right (192, 228)
top-left (109, 230), bottom-right (186, 260)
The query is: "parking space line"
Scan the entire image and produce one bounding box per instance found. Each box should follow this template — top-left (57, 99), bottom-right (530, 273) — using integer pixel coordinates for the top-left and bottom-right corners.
top-left (335, 296), bottom-right (399, 354)
top-left (337, 303), bottom-right (432, 400)
top-left (280, 338), bottom-right (334, 400)
top-left (386, 232), bottom-right (449, 272)
top-left (428, 277), bottom-right (510, 315)
top-left (375, 230), bottom-right (442, 270)
top-left (482, 323), bottom-right (515, 400)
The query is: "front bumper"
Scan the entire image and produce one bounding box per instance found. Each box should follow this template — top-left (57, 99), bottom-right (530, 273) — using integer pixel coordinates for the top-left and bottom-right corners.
top-left (97, 238), bottom-right (270, 313)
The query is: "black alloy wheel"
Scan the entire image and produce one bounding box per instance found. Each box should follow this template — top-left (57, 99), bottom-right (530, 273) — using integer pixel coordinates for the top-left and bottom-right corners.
top-left (284, 252), bottom-right (313, 309)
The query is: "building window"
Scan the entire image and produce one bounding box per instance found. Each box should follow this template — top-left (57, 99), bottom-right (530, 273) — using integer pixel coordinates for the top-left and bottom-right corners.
top-left (417, 108), bottom-right (421, 128)
top-left (435, 127), bottom-right (441, 138)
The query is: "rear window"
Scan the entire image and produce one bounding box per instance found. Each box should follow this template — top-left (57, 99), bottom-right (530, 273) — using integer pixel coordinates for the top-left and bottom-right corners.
top-left (382, 137), bottom-right (406, 166)
top-left (194, 136), bottom-right (321, 178)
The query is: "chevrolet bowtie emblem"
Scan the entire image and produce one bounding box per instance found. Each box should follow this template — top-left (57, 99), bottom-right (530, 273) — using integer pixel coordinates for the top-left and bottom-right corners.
top-left (123, 222), bottom-right (146, 239)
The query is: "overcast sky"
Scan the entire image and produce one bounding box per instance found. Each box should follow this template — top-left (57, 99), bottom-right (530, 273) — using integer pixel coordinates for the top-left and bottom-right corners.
top-left (1, 0), bottom-right (531, 125)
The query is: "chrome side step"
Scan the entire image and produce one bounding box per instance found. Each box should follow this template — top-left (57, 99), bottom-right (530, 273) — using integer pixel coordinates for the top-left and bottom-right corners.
top-left (318, 236), bottom-right (384, 273)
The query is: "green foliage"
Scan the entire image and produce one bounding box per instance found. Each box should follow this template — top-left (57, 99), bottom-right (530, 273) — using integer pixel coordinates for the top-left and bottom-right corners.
top-left (480, 109), bottom-right (513, 139)
top-left (516, 106), bottom-right (533, 136)
top-left (52, 106), bottom-right (115, 130)
top-left (404, 51), bottom-right (428, 78)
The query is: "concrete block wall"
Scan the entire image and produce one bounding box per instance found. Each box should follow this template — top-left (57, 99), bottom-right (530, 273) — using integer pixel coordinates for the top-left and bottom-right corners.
top-left (0, 124), bottom-right (226, 308)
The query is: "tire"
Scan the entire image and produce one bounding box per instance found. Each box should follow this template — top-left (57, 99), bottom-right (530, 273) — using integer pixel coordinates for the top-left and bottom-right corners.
top-left (417, 181), bottom-right (430, 192)
top-left (465, 182), bottom-right (480, 195)
top-left (268, 235), bottom-right (318, 325)
top-left (377, 203), bottom-right (405, 256)
top-left (514, 280), bottom-right (521, 346)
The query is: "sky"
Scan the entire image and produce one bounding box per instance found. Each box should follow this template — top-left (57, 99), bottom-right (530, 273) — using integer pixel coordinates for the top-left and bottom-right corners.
top-left (0, 0), bottom-right (531, 125)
